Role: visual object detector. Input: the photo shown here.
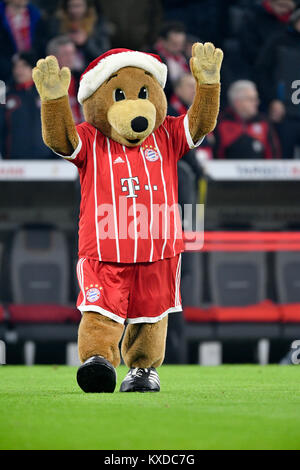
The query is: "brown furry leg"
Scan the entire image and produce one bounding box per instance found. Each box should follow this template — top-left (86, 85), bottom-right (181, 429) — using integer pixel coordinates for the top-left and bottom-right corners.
top-left (121, 316), bottom-right (168, 368)
top-left (78, 312), bottom-right (124, 367)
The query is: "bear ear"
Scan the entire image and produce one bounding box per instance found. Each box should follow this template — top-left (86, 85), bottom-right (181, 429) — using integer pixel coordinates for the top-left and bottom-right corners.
top-left (105, 73), bottom-right (119, 84)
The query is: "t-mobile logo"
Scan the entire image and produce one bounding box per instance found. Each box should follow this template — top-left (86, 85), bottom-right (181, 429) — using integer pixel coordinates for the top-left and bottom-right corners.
top-left (120, 177), bottom-right (158, 198)
top-left (121, 177), bottom-right (140, 198)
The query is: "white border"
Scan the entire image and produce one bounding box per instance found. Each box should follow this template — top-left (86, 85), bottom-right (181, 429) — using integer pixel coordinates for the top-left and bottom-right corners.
top-left (77, 304), bottom-right (182, 325)
top-left (122, 145), bottom-right (138, 263)
top-left (126, 305), bottom-right (182, 324)
top-left (106, 137), bottom-right (120, 262)
top-left (93, 130), bottom-right (102, 261)
top-left (77, 304), bottom-right (126, 324)
top-left (183, 114), bottom-right (205, 149)
top-left (53, 134), bottom-right (82, 160)
top-left (77, 257), bottom-right (87, 306)
top-left (174, 254), bottom-right (181, 307)
top-left (140, 147), bottom-right (154, 262)
top-left (152, 133), bottom-right (168, 259)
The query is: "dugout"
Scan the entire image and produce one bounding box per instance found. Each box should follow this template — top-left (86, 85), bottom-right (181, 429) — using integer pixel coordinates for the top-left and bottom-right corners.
top-left (1, 160), bottom-right (300, 365)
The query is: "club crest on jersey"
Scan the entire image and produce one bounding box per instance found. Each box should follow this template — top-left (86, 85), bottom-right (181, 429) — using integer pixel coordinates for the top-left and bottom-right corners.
top-left (144, 147), bottom-right (159, 162)
top-left (85, 285), bottom-right (102, 303)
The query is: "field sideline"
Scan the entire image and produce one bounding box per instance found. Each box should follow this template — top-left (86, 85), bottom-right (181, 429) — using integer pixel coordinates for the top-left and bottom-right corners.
top-left (0, 365), bottom-right (300, 450)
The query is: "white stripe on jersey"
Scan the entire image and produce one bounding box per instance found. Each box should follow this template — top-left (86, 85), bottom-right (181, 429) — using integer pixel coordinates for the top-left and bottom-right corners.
top-left (93, 130), bottom-right (102, 261)
top-left (80, 258), bottom-right (86, 305)
top-left (122, 145), bottom-right (138, 263)
top-left (171, 185), bottom-right (177, 257)
top-left (175, 254), bottom-right (181, 307)
top-left (162, 125), bottom-right (170, 140)
top-left (140, 147), bottom-right (154, 262)
top-left (76, 259), bottom-right (82, 300)
top-left (159, 127), bottom-right (177, 256)
top-left (77, 258), bottom-right (87, 305)
top-left (152, 133), bottom-right (168, 259)
top-left (106, 137), bottom-right (120, 263)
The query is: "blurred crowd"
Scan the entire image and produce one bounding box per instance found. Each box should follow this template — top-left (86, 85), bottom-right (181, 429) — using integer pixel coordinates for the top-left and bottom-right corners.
top-left (1, 0), bottom-right (300, 167)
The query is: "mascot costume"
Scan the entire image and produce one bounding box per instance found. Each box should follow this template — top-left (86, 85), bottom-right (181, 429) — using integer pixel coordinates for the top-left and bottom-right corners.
top-left (33, 43), bottom-right (223, 393)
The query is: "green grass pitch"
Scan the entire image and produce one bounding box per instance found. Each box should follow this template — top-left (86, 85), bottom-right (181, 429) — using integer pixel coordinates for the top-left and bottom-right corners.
top-left (0, 365), bottom-right (300, 450)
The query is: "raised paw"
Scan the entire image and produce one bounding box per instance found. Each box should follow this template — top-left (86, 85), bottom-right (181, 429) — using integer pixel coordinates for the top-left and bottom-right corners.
top-left (32, 55), bottom-right (71, 102)
top-left (190, 42), bottom-right (223, 85)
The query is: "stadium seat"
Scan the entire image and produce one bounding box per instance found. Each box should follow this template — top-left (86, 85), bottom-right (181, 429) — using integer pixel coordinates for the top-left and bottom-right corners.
top-left (181, 252), bottom-right (203, 307)
top-left (275, 251), bottom-right (300, 323)
top-left (208, 251), bottom-right (267, 308)
top-left (8, 304), bottom-right (80, 324)
top-left (178, 161), bottom-right (203, 305)
top-left (167, 160), bottom-right (199, 363)
top-left (184, 306), bottom-right (216, 322)
top-left (178, 159), bottom-right (197, 228)
top-left (275, 251), bottom-right (300, 304)
top-left (0, 305), bottom-right (4, 322)
top-left (8, 226), bottom-right (78, 364)
top-left (0, 306), bottom-right (6, 364)
top-left (204, 251), bottom-right (283, 324)
top-left (213, 300), bottom-right (280, 323)
top-left (10, 226), bottom-right (70, 305)
top-left (279, 304), bottom-right (300, 323)
top-left (184, 300), bottom-right (280, 323)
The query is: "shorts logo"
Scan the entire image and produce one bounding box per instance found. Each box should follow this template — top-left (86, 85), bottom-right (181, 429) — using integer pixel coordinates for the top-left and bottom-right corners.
top-left (85, 285), bottom-right (102, 303)
top-left (144, 148), bottom-right (159, 162)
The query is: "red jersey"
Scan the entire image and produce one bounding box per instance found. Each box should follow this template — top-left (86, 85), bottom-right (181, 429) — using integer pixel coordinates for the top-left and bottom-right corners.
top-left (60, 114), bottom-right (203, 263)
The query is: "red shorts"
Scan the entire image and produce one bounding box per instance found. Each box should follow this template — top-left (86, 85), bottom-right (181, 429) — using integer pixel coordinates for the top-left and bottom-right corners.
top-left (76, 254), bottom-right (182, 324)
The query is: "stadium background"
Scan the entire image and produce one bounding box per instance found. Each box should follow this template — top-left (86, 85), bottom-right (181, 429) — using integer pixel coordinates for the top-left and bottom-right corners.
top-left (1, 0), bottom-right (300, 367)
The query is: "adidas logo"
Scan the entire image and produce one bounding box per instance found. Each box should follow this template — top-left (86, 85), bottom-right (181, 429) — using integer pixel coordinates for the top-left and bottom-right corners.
top-left (113, 156), bottom-right (125, 164)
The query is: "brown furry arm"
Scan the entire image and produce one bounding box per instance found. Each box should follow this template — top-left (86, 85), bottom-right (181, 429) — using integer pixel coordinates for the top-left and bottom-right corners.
top-left (33, 56), bottom-right (79, 155)
top-left (188, 42), bottom-right (223, 143)
top-left (188, 83), bottom-right (220, 143)
top-left (41, 96), bottom-right (79, 155)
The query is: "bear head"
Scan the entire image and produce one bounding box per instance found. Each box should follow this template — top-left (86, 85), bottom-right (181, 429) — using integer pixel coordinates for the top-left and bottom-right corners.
top-left (78, 50), bottom-right (168, 147)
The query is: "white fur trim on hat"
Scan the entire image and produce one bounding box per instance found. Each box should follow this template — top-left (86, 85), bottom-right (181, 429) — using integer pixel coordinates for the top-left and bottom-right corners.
top-left (78, 50), bottom-right (168, 104)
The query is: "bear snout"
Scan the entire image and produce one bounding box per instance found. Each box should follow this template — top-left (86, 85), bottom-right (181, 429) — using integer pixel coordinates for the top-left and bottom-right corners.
top-left (131, 116), bottom-right (148, 133)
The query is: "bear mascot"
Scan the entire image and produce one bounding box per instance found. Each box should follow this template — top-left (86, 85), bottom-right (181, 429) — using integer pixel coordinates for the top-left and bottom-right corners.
top-left (32, 43), bottom-right (223, 393)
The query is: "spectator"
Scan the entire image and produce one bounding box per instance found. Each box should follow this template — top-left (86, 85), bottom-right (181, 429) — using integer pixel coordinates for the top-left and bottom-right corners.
top-left (256, 8), bottom-right (300, 158)
top-left (184, 34), bottom-right (201, 62)
top-left (168, 73), bottom-right (196, 117)
top-left (0, 0), bottom-right (41, 81)
top-left (162, 0), bottom-right (221, 46)
top-left (97, 0), bottom-right (162, 51)
top-left (240, 0), bottom-right (296, 70)
top-left (214, 80), bottom-right (281, 159)
top-left (30, 0), bottom-right (60, 15)
top-left (0, 52), bottom-right (53, 159)
top-left (168, 74), bottom-right (211, 178)
top-left (154, 21), bottom-right (189, 99)
top-left (36, 0), bottom-right (110, 66)
top-left (46, 35), bottom-right (83, 125)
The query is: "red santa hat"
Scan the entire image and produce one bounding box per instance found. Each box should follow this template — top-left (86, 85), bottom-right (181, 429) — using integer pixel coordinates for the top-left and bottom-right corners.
top-left (78, 48), bottom-right (168, 105)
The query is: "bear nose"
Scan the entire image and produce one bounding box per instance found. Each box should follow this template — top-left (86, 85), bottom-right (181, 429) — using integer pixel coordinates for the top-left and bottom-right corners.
top-left (131, 116), bottom-right (148, 133)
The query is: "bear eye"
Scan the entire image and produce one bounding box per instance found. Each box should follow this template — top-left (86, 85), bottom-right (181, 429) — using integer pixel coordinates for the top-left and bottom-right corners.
top-left (138, 86), bottom-right (148, 99)
top-left (114, 89), bottom-right (126, 101)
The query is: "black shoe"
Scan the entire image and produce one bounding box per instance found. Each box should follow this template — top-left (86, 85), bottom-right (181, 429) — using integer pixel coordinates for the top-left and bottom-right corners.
top-left (77, 355), bottom-right (116, 393)
top-left (120, 367), bottom-right (160, 392)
